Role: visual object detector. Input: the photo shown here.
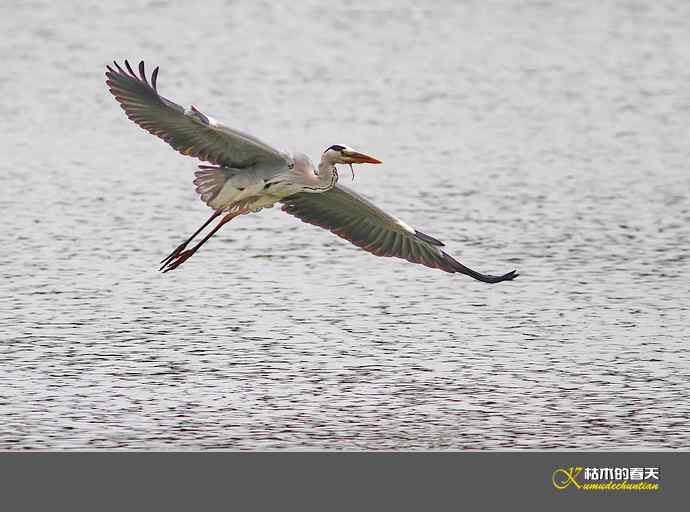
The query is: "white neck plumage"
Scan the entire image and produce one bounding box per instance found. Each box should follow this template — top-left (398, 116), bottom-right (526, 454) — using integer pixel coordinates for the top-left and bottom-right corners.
top-left (314, 156), bottom-right (339, 191)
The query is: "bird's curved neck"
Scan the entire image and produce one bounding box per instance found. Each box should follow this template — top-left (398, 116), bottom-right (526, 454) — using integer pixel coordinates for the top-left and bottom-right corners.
top-left (314, 157), bottom-right (338, 191)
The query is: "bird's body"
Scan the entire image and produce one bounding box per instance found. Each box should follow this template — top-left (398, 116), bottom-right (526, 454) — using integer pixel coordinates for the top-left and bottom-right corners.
top-left (194, 151), bottom-right (332, 212)
top-left (105, 60), bottom-right (518, 282)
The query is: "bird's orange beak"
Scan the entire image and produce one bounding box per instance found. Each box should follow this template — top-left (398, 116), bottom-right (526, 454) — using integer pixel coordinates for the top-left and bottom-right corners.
top-left (347, 152), bottom-right (382, 164)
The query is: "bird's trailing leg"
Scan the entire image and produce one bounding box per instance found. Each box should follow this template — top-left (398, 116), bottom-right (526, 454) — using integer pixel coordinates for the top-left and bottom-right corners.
top-left (159, 209), bottom-right (223, 268)
top-left (160, 210), bottom-right (244, 273)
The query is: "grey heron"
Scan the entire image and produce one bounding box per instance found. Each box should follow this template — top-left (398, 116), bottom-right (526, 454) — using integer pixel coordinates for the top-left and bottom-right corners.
top-left (105, 60), bottom-right (518, 283)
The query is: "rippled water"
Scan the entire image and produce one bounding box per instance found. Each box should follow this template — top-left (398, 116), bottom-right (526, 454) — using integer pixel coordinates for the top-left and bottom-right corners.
top-left (2, 1), bottom-right (689, 449)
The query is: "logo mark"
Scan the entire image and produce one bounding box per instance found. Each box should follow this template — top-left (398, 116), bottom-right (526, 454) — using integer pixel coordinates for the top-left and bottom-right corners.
top-left (552, 467), bottom-right (583, 490)
top-left (551, 465), bottom-right (660, 491)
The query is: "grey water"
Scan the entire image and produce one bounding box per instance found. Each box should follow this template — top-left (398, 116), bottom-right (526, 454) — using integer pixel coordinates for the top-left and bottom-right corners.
top-left (1, 0), bottom-right (689, 450)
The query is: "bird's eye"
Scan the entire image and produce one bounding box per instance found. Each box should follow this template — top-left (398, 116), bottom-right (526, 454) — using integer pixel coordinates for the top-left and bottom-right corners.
top-left (326, 144), bottom-right (345, 153)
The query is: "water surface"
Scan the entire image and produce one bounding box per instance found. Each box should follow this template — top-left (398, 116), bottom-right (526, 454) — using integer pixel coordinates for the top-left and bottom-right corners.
top-left (1, 1), bottom-right (689, 449)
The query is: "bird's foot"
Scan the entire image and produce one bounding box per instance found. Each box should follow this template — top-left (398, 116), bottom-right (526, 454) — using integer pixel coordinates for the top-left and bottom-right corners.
top-left (160, 242), bottom-right (189, 267)
top-left (160, 249), bottom-right (195, 273)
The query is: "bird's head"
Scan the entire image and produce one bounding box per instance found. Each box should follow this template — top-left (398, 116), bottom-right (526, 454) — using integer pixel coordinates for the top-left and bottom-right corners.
top-left (322, 144), bottom-right (382, 165)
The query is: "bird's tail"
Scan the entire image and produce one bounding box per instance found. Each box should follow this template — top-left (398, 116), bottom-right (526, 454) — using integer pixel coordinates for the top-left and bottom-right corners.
top-left (194, 165), bottom-right (231, 208)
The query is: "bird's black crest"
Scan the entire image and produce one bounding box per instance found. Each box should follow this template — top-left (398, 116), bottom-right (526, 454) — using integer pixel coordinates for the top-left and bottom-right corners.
top-left (325, 144), bottom-right (346, 153)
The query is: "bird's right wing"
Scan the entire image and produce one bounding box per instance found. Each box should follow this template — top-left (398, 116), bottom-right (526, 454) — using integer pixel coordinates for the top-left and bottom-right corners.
top-left (281, 184), bottom-right (518, 283)
top-left (105, 60), bottom-right (290, 169)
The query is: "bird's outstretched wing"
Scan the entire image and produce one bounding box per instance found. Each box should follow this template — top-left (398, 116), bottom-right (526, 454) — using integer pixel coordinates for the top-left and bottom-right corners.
top-left (281, 185), bottom-right (518, 283)
top-left (105, 60), bottom-right (289, 169)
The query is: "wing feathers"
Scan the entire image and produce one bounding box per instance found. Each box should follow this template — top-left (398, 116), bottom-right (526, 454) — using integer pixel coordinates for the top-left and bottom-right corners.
top-left (414, 230), bottom-right (444, 247)
top-left (105, 59), bottom-right (289, 169)
top-left (281, 184), bottom-right (518, 283)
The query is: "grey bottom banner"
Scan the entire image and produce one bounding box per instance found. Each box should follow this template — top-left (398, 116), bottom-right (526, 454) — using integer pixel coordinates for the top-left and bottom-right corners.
top-left (0, 452), bottom-right (682, 511)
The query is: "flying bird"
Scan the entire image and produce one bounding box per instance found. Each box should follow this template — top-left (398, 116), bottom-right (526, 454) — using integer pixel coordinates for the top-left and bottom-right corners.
top-left (105, 60), bottom-right (518, 283)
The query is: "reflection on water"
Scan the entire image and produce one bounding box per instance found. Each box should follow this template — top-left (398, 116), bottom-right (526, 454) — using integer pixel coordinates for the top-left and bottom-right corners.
top-left (1, 0), bottom-right (689, 449)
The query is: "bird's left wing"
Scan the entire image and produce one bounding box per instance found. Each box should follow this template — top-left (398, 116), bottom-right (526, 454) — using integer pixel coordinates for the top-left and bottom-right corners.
top-left (281, 184), bottom-right (518, 283)
top-left (105, 60), bottom-right (290, 169)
